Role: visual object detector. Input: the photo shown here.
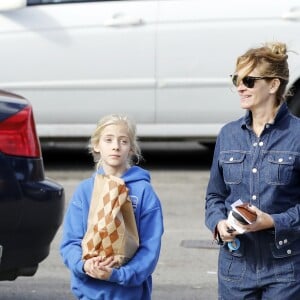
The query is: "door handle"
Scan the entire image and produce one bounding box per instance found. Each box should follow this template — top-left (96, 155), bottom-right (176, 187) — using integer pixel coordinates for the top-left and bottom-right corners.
top-left (282, 7), bottom-right (300, 21)
top-left (103, 13), bottom-right (144, 27)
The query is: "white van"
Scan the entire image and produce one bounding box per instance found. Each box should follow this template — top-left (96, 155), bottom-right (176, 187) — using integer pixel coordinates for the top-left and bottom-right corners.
top-left (1, 0), bottom-right (300, 144)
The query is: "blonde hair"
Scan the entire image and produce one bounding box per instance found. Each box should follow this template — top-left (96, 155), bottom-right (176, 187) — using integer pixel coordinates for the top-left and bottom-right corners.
top-left (89, 114), bottom-right (142, 169)
top-left (235, 42), bottom-right (289, 105)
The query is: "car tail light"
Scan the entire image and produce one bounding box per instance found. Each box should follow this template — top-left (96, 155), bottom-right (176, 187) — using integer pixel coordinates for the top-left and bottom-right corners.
top-left (0, 105), bottom-right (41, 157)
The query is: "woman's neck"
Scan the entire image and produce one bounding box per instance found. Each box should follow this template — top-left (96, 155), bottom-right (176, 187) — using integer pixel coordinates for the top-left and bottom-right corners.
top-left (251, 105), bottom-right (279, 137)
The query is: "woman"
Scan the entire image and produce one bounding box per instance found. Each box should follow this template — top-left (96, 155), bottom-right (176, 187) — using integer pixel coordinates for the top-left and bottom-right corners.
top-left (60, 114), bottom-right (164, 300)
top-left (205, 42), bottom-right (300, 299)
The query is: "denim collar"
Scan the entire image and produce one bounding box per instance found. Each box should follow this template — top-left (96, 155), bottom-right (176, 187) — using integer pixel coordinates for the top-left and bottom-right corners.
top-left (241, 102), bottom-right (289, 130)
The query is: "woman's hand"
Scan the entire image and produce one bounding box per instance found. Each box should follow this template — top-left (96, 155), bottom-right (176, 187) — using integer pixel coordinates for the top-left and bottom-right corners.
top-left (217, 205), bottom-right (274, 242)
top-left (83, 256), bottom-right (116, 280)
top-left (217, 219), bottom-right (238, 242)
top-left (241, 205), bottom-right (274, 232)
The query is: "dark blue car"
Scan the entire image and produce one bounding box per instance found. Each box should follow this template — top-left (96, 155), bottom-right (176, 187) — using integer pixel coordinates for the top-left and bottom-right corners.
top-left (0, 90), bottom-right (64, 280)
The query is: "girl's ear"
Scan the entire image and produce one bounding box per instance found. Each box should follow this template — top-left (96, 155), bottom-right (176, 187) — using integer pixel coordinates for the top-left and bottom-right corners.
top-left (128, 148), bottom-right (134, 159)
top-left (93, 145), bottom-right (100, 152)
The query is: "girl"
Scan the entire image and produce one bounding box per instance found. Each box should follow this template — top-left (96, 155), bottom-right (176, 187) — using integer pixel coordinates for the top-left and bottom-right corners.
top-left (60, 114), bottom-right (164, 300)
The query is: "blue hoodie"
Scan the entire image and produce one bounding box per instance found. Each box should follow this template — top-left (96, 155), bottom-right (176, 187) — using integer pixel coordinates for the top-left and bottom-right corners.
top-left (60, 166), bottom-right (164, 300)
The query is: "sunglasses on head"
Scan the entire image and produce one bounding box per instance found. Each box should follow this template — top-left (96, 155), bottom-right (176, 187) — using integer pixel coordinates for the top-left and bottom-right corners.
top-left (231, 75), bottom-right (271, 88)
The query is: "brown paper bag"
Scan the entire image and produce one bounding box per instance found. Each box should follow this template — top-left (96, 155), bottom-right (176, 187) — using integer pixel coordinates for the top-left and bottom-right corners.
top-left (81, 174), bottom-right (139, 267)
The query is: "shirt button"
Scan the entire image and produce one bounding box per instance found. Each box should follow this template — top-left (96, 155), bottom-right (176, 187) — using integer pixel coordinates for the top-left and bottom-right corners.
top-left (252, 168), bottom-right (257, 173)
top-left (253, 142), bottom-right (258, 147)
top-left (279, 240), bottom-right (283, 246)
top-left (284, 239), bottom-right (288, 244)
top-left (259, 141), bottom-right (264, 146)
top-left (266, 124), bottom-right (270, 128)
top-left (287, 249), bottom-right (292, 255)
top-left (252, 195), bottom-right (257, 200)
top-left (278, 158), bottom-right (283, 163)
top-left (229, 157), bottom-right (234, 162)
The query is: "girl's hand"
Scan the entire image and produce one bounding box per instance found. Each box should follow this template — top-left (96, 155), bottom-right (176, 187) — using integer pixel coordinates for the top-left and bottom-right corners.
top-left (83, 256), bottom-right (116, 280)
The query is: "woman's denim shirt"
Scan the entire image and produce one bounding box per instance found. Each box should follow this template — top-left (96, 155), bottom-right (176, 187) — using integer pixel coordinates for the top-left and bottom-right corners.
top-left (205, 103), bottom-right (300, 256)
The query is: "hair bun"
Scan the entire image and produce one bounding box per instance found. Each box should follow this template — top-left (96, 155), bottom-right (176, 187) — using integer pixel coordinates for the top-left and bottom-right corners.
top-left (267, 42), bottom-right (287, 57)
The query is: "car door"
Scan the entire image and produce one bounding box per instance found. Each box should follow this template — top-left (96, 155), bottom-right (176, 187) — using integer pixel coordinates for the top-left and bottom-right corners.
top-left (0, 0), bottom-right (157, 139)
top-left (156, 0), bottom-right (300, 140)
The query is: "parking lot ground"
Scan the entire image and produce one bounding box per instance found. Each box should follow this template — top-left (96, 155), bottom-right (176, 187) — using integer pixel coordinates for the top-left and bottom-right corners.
top-left (0, 143), bottom-right (219, 299)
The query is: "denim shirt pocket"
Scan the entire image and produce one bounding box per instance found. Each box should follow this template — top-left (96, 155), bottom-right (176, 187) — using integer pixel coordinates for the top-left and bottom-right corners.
top-left (220, 151), bottom-right (246, 184)
top-left (219, 240), bottom-right (246, 282)
top-left (266, 152), bottom-right (295, 185)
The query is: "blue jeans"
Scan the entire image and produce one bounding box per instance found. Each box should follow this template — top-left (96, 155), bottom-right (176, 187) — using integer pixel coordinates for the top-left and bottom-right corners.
top-left (218, 234), bottom-right (300, 300)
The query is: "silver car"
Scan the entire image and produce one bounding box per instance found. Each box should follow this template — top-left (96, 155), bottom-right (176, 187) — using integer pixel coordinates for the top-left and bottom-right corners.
top-left (1, 0), bottom-right (300, 144)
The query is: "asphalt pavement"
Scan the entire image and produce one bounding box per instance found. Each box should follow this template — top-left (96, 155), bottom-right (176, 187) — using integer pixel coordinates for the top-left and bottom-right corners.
top-left (0, 143), bottom-right (219, 299)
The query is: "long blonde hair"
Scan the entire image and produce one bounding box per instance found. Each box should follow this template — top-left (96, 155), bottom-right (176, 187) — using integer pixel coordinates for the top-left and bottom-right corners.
top-left (89, 114), bottom-right (142, 169)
